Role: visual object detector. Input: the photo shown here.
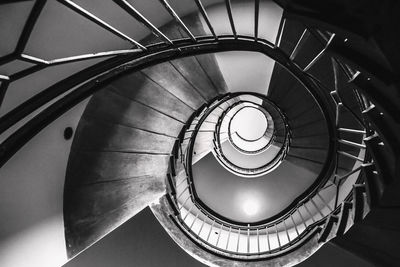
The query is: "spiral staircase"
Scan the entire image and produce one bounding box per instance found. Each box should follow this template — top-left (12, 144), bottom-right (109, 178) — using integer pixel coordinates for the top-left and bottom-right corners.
top-left (0, 0), bottom-right (399, 266)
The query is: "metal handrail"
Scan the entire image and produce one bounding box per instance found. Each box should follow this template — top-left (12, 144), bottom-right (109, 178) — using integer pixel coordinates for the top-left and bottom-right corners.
top-left (212, 97), bottom-right (290, 177)
top-left (169, 78), bottom-right (370, 257)
top-left (166, 22), bottom-right (376, 258)
top-left (0, 0), bottom-right (392, 260)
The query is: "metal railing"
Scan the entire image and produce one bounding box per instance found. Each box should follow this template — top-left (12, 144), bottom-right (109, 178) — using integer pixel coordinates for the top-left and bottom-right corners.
top-left (164, 11), bottom-right (381, 259)
top-left (212, 96), bottom-right (290, 177)
top-left (168, 71), bottom-right (371, 258)
top-left (0, 0), bottom-right (396, 262)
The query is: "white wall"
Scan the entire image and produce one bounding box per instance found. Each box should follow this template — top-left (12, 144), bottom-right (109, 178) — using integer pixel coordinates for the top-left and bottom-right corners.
top-left (199, 0), bottom-right (283, 95)
top-left (0, 99), bottom-right (90, 267)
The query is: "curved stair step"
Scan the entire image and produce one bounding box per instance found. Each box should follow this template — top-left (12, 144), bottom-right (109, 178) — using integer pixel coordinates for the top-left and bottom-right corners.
top-left (110, 71), bottom-right (194, 123)
top-left (285, 154), bottom-right (324, 175)
top-left (83, 89), bottom-right (183, 137)
top-left (71, 117), bottom-right (176, 154)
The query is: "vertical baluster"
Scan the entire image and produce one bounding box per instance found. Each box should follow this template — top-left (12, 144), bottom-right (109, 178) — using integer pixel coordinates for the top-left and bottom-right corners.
top-left (189, 212), bottom-right (199, 229)
top-left (60, 0), bottom-right (146, 50)
top-left (226, 227), bottom-right (232, 250)
top-left (178, 195), bottom-right (190, 211)
top-left (177, 184), bottom-right (189, 199)
top-left (291, 214), bottom-right (300, 237)
top-left (289, 29), bottom-right (310, 60)
top-left (304, 203), bottom-right (316, 223)
top-left (194, 0), bottom-right (218, 40)
top-left (216, 223), bottom-right (223, 247)
top-left (225, 0), bottom-right (237, 38)
top-left (114, 0), bottom-right (172, 45)
top-left (298, 209), bottom-right (307, 228)
top-left (310, 198), bottom-right (325, 218)
top-left (206, 220), bottom-right (215, 242)
top-left (247, 225), bottom-right (250, 253)
top-left (266, 227), bottom-right (270, 251)
top-left (283, 220), bottom-right (290, 243)
top-left (275, 17), bottom-right (286, 47)
top-left (159, 0), bottom-right (196, 41)
top-left (198, 218), bottom-right (206, 236)
top-left (275, 224), bottom-right (281, 248)
top-left (257, 228), bottom-right (260, 253)
top-left (236, 228), bottom-right (241, 252)
top-left (303, 34), bottom-right (335, 72)
top-left (183, 203), bottom-right (194, 221)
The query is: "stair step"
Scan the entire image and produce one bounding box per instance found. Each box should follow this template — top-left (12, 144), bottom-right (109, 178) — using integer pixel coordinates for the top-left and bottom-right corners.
top-left (285, 154), bottom-right (324, 175)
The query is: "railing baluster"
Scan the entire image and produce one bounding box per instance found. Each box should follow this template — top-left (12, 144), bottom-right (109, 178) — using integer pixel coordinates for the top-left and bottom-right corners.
top-left (310, 198), bottom-right (324, 218)
top-left (247, 225), bottom-right (250, 253)
top-left (177, 184), bottom-right (189, 199)
top-left (216, 223), bottom-right (223, 247)
top-left (266, 227), bottom-right (270, 251)
top-left (290, 214), bottom-right (300, 237)
top-left (303, 34), bottom-right (335, 72)
top-left (289, 29), bottom-right (310, 60)
top-left (159, 0), bottom-right (196, 42)
top-left (225, 0), bottom-right (237, 38)
top-left (304, 203), bottom-right (316, 223)
top-left (338, 139), bottom-right (366, 149)
top-left (236, 228), bottom-right (241, 252)
top-left (198, 218), bottom-right (206, 236)
top-left (254, 0), bottom-right (260, 41)
top-left (336, 165), bottom-right (363, 182)
top-left (194, 0), bottom-right (218, 40)
top-left (257, 228), bottom-right (260, 253)
top-left (113, 0), bottom-right (173, 45)
top-left (338, 128), bottom-right (366, 134)
top-left (338, 151), bottom-right (364, 162)
top-left (275, 17), bottom-right (286, 47)
top-left (190, 212), bottom-right (200, 229)
top-left (58, 0), bottom-right (145, 50)
top-left (335, 102), bottom-right (342, 126)
top-left (178, 195), bottom-right (191, 210)
top-left (19, 54), bottom-right (48, 65)
top-left (226, 227), bottom-right (232, 250)
top-left (183, 203), bottom-right (194, 221)
top-left (275, 224), bottom-right (281, 248)
top-left (206, 220), bottom-right (215, 242)
top-left (298, 209), bottom-right (308, 228)
top-left (283, 220), bottom-right (290, 243)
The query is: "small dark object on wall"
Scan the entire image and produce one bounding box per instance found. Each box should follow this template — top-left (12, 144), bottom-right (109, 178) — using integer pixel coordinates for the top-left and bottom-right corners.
top-left (64, 127), bottom-right (74, 140)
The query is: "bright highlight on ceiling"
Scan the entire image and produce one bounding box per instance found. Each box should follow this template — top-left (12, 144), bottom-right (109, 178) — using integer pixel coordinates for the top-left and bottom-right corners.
top-left (230, 106), bottom-right (268, 141)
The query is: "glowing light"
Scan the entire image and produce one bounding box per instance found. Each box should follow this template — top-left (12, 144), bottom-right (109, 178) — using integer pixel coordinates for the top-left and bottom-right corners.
top-left (231, 107), bottom-right (267, 141)
top-left (242, 197), bottom-right (260, 217)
